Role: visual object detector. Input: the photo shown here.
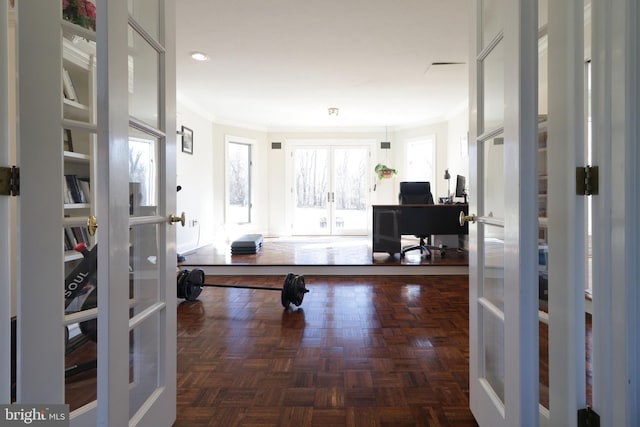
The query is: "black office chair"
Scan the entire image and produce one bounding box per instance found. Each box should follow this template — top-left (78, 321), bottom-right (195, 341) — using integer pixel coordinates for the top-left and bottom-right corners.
top-left (398, 181), bottom-right (440, 258)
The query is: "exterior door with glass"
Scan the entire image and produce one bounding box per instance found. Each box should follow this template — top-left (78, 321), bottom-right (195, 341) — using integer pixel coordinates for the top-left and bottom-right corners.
top-left (290, 143), bottom-right (370, 236)
top-left (467, 0), bottom-right (540, 426)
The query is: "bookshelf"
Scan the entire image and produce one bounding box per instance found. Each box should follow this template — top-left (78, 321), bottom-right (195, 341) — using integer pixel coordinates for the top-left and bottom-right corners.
top-left (62, 32), bottom-right (96, 264)
top-left (60, 21), bottom-right (99, 387)
top-left (538, 118), bottom-right (548, 242)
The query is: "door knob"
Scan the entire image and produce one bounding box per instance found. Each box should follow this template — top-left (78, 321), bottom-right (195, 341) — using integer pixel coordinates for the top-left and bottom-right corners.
top-left (87, 215), bottom-right (98, 236)
top-left (169, 212), bottom-right (186, 227)
top-left (459, 211), bottom-right (476, 226)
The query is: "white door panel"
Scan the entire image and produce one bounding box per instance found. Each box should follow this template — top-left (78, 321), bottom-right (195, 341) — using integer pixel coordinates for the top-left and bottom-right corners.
top-left (15, 2), bottom-right (176, 425)
top-left (590, 0), bottom-right (640, 425)
top-left (545, 1), bottom-right (587, 426)
top-left (1, 0), bottom-right (11, 405)
top-left (469, 0), bottom-right (539, 425)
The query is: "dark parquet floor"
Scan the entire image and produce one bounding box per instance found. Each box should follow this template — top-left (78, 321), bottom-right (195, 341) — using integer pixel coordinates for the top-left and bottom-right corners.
top-left (174, 275), bottom-right (478, 427)
top-left (60, 238), bottom-right (591, 425)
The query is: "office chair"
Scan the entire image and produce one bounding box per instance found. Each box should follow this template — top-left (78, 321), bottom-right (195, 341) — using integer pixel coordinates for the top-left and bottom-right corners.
top-left (398, 181), bottom-right (440, 258)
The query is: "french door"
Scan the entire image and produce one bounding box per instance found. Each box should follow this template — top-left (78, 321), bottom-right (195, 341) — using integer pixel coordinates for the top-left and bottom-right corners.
top-left (289, 142), bottom-right (371, 236)
top-left (467, 0), bottom-right (540, 425)
top-left (0, 0), bottom-right (11, 405)
top-left (470, 0), bottom-right (640, 426)
top-left (588, 0), bottom-right (639, 424)
top-left (15, 2), bottom-right (177, 426)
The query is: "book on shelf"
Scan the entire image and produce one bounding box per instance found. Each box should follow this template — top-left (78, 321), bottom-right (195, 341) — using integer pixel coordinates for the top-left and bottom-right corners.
top-left (78, 178), bottom-right (90, 203)
top-left (63, 128), bottom-right (74, 152)
top-left (62, 68), bottom-right (77, 101)
top-left (64, 226), bottom-right (90, 251)
top-left (64, 227), bottom-right (75, 251)
top-left (64, 174), bottom-right (88, 204)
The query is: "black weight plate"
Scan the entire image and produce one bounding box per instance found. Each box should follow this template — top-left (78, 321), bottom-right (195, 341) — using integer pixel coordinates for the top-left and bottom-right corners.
top-left (291, 275), bottom-right (308, 306)
top-left (282, 273), bottom-right (308, 308)
top-left (281, 273), bottom-right (295, 308)
top-left (184, 269), bottom-right (204, 301)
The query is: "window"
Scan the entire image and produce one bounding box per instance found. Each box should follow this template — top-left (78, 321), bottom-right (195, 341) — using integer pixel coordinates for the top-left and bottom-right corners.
top-left (226, 139), bottom-right (252, 224)
top-left (129, 135), bottom-right (157, 209)
top-left (406, 136), bottom-right (437, 195)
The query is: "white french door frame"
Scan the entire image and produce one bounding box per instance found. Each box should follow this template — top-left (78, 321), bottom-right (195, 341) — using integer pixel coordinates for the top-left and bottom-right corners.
top-left (15, 2), bottom-right (177, 425)
top-left (545, 0), bottom-right (587, 426)
top-left (0, 0), bottom-right (11, 405)
top-left (97, 2), bottom-right (177, 426)
top-left (468, 0), bottom-right (539, 425)
top-left (286, 139), bottom-right (374, 236)
top-left (590, 0), bottom-right (640, 425)
top-left (471, 0), bottom-right (640, 425)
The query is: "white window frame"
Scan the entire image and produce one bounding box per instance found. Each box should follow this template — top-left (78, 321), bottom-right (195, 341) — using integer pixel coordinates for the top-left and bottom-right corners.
top-left (225, 135), bottom-right (254, 225)
top-left (405, 135), bottom-right (437, 196)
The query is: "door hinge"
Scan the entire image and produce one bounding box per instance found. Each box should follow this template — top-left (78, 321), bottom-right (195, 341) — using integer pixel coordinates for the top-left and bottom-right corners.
top-left (577, 406), bottom-right (600, 427)
top-left (576, 165), bottom-right (599, 195)
top-left (0, 166), bottom-right (20, 196)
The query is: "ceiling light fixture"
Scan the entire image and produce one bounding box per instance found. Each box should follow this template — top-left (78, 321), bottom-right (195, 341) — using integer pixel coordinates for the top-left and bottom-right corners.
top-left (328, 107), bottom-right (339, 116)
top-left (190, 51), bottom-right (210, 62)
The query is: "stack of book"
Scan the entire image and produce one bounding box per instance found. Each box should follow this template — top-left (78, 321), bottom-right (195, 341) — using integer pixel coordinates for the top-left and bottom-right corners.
top-left (64, 174), bottom-right (90, 204)
top-left (64, 227), bottom-right (90, 251)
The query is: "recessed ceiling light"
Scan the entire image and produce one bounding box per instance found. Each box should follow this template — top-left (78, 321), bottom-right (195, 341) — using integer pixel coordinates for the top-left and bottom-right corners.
top-left (190, 51), bottom-right (210, 62)
top-left (328, 107), bottom-right (339, 116)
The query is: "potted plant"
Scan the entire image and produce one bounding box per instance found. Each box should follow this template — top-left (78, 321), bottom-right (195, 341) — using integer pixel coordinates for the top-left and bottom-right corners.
top-left (63, 0), bottom-right (97, 31)
top-left (375, 163), bottom-right (397, 180)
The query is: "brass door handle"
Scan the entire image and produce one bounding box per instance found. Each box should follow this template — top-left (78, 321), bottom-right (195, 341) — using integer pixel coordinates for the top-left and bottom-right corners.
top-left (87, 215), bottom-right (98, 236)
top-left (459, 211), bottom-right (476, 226)
top-left (169, 212), bottom-right (186, 227)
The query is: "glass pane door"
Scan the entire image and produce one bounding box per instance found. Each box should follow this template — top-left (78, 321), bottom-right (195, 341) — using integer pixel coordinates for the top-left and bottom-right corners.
top-left (332, 147), bottom-right (369, 235)
top-left (292, 147), bottom-right (330, 235)
top-left (124, 1), bottom-right (177, 423)
top-left (291, 145), bottom-right (370, 235)
top-left (469, 0), bottom-right (540, 425)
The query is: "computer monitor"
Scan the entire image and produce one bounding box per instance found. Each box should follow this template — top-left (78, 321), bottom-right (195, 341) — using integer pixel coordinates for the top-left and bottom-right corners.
top-left (455, 175), bottom-right (467, 202)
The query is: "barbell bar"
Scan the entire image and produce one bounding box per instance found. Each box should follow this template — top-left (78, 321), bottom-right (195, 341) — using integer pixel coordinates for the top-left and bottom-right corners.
top-left (177, 269), bottom-right (309, 308)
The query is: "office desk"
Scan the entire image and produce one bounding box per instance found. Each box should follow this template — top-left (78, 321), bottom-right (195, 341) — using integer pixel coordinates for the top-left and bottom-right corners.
top-left (372, 204), bottom-right (469, 256)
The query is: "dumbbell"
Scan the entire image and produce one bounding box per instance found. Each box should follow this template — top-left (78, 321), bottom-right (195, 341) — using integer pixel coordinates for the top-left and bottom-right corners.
top-left (177, 269), bottom-right (309, 308)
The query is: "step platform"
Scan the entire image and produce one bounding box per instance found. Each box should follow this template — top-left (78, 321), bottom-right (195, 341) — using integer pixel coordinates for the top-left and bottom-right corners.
top-left (230, 234), bottom-right (264, 255)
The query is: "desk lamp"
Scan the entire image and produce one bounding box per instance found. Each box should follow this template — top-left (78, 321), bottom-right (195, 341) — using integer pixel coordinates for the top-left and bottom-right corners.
top-left (444, 169), bottom-right (451, 202)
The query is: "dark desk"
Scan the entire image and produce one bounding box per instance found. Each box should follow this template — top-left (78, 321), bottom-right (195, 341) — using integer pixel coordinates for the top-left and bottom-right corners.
top-left (372, 204), bottom-right (468, 256)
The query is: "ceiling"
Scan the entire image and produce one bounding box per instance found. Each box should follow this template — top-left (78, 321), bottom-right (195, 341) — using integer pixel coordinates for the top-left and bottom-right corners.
top-left (175, 0), bottom-right (470, 131)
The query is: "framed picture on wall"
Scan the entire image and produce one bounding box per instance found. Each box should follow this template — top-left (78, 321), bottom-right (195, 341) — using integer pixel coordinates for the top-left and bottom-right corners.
top-left (181, 126), bottom-right (193, 154)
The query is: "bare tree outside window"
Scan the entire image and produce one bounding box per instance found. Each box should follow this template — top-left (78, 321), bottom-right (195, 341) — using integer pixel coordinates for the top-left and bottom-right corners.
top-left (295, 149), bottom-right (327, 209)
top-left (129, 136), bottom-right (157, 211)
top-left (291, 146), bottom-right (369, 234)
top-left (227, 141), bottom-right (251, 223)
top-left (333, 148), bottom-right (367, 210)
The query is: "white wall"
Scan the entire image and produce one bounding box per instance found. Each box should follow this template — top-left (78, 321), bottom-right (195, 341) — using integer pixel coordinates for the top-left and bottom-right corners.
top-left (175, 106), bottom-right (469, 241)
top-left (175, 102), bottom-right (215, 254)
